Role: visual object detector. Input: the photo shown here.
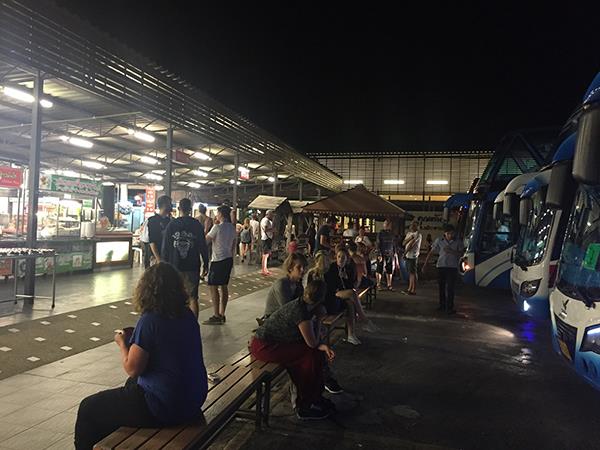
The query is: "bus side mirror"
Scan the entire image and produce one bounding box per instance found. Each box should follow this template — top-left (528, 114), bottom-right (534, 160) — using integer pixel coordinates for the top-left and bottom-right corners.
top-left (574, 105), bottom-right (600, 185)
top-left (547, 161), bottom-right (575, 209)
top-left (519, 198), bottom-right (532, 226)
top-left (503, 193), bottom-right (518, 217)
top-left (442, 207), bottom-right (449, 222)
top-left (493, 202), bottom-right (502, 221)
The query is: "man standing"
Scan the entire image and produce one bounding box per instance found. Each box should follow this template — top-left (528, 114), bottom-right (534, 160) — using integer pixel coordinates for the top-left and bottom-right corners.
top-left (402, 221), bottom-right (422, 295)
top-left (260, 210), bottom-right (275, 276)
top-left (343, 221), bottom-right (359, 239)
top-left (249, 213), bottom-right (260, 263)
top-left (355, 226), bottom-right (373, 249)
top-left (161, 198), bottom-right (209, 318)
top-left (146, 195), bottom-right (172, 264)
top-left (377, 218), bottom-right (396, 291)
top-left (315, 215), bottom-right (336, 253)
top-left (195, 204), bottom-right (213, 279)
top-left (423, 224), bottom-right (464, 314)
top-left (203, 205), bottom-right (236, 325)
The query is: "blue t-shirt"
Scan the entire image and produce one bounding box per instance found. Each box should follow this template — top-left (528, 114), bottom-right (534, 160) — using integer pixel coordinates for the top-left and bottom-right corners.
top-left (131, 310), bottom-right (208, 424)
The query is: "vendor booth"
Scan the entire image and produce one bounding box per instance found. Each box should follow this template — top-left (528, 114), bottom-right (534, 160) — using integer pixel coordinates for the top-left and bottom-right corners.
top-left (248, 195), bottom-right (293, 261)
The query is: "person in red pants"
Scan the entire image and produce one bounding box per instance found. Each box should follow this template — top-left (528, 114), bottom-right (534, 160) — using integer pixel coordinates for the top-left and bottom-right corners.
top-left (250, 279), bottom-right (336, 420)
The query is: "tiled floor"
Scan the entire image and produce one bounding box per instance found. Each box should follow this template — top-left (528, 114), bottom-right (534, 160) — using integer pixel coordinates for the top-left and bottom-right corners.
top-left (0, 263), bottom-right (271, 449)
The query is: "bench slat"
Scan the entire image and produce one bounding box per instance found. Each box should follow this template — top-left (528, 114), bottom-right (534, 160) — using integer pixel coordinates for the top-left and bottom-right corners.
top-left (322, 313), bottom-right (344, 326)
top-left (234, 353), bottom-right (255, 367)
top-left (223, 348), bottom-right (251, 365)
top-left (202, 366), bottom-right (252, 412)
top-left (162, 369), bottom-right (267, 450)
top-left (115, 427), bottom-right (160, 450)
top-left (138, 426), bottom-right (186, 450)
top-left (207, 364), bottom-right (237, 391)
top-left (357, 288), bottom-right (370, 298)
top-left (94, 427), bottom-right (138, 450)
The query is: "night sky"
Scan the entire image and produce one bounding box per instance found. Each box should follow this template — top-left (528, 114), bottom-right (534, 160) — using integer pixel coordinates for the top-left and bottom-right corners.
top-left (55, 1), bottom-right (600, 154)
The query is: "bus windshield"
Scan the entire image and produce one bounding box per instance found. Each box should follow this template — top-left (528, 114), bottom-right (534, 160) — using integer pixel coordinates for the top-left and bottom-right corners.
top-left (479, 205), bottom-right (513, 254)
top-left (515, 189), bottom-right (554, 267)
top-left (556, 186), bottom-right (600, 305)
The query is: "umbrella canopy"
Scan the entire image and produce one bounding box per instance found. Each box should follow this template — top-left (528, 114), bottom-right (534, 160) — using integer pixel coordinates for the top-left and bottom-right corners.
top-left (303, 185), bottom-right (405, 218)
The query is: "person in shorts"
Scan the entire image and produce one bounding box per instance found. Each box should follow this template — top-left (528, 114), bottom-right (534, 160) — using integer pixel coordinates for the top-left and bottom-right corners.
top-left (260, 210), bottom-right (274, 276)
top-left (377, 219), bottom-right (396, 291)
top-left (402, 221), bottom-right (422, 295)
top-left (203, 205), bottom-right (236, 325)
top-left (161, 198), bottom-right (208, 318)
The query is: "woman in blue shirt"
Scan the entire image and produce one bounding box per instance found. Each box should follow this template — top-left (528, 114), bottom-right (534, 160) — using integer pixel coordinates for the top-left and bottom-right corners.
top-left (74, 263), bottom-right (208, 450)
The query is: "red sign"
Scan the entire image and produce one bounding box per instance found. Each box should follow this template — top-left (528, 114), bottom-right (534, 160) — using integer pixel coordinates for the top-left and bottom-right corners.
top-left (145, 187), bottom-right (156, 213)
top-left (239, 167), bottom-right (250, 181)
top-left (0, 167), bottom-right (23, 188)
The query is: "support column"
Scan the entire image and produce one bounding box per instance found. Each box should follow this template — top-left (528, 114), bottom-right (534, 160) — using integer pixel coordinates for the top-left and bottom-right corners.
top-left (298, 180), bottom-right (303, 201)
top-left (233, 152), bottom-right (239, 222)
top-left (273, 171), bottom-right (277, 196)
top-left (165, 126), bottom-right (173, 198)
top-left (24, 74), bottom-right (43, 301)
top-left (317, 188), bottom-right (321, 200)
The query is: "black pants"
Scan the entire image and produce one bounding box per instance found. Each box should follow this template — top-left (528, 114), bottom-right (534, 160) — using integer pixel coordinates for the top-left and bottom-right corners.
top-left (75, 378), bottom-right (159, 450)
top-left (438, 268), bottom-right (457, 311)
top-left (143, 243), bottom-right (152, 269)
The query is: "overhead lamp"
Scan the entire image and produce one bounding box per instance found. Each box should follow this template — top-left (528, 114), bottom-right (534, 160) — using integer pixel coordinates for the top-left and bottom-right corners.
top-left (384, 179), bottom-right (405, 185)
top-left (81, 161), bottom-right (106, 170)
top-left (343, 180), bottom-right (363, 185)
top-left (188, 182), bottom-right (201, 189)
top-left (152, 169), bottom-right (166, 175)
top-left (426, 180), bottom-right (449, 185)
top-left (60, 135), bottom-right (94, 149)
top-left (193, 169), bottom-right (208, 177)
top-left (61, 170), bottom-right (81, 178)
top-left (229, 180), bottom-right (241, 185)
top-left (140, 156), bottom-right (158, 165)
top-left (267, 176), bottom-right (275, 182)
top-left (127, 128), bottom-right (155, 143)
top-left (143, 173), bottom-right (163, 181)
top-left (2, 86), bottom-right (54, 108)
top-left (193, 152), bottom-right (212, 161)
top-left (177, 181), bottom-right (188, 185)
top-left (102, 181), bottom-right (115, 186)
top-left (154, 185), bottom-right (164, 191)
top-left (277, 174), bottom-right (287, 179)
top-left (252, 146), bottom-right (265, 154)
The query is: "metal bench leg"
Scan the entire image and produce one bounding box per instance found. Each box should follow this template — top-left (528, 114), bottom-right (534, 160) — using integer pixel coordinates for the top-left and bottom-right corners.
top-left (255, 382), bottom-right (263, 431)
top-left (263, 378), bottom-right (272, 427)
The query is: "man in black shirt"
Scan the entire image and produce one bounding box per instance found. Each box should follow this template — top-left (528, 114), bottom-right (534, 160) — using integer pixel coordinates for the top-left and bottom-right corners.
top-left (377, 218), bottom-right (397, 290)
top-left (146, 195), bottom-right (172, 264)
top-left (315, 216), bottom-right (336, 253)
top-left (162, 198), bottom-right (209, 317)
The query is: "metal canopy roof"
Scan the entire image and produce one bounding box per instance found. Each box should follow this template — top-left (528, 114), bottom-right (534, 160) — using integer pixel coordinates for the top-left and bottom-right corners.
top-left (0, 0), bottom-right (343, 194)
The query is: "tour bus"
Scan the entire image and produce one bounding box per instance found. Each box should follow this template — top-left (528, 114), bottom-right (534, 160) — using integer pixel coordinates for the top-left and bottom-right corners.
top-left (442, 192), bottom-right (472, 237)
top-left (549, 72), bottom-right (600, 389)
top-left (510, 133), bottom-right (576, 318)
top-left (459, 130), bottom-right (556, 288)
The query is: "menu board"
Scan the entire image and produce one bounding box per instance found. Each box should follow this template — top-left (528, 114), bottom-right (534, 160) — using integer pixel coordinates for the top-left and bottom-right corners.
top-left (40, 174), bottom-right (100, 196)
top-left (0, 167), bottom-right (23, 188)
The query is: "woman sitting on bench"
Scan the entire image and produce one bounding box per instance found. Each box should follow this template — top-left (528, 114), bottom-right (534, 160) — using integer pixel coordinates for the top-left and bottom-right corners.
top-left (75, 263), bottom-right (208, 450)
top-left (251, 279), bottom-right (336, 421)
top-left (263, 252), bottom-right (308, 318)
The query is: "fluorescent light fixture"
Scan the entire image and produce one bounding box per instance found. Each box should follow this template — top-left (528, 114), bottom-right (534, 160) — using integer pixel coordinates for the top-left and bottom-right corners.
top-left (3, 86), bottom-right (53, 108)
top-left (252, 146), bottom-right (265, 155)
top-left (188, 182), bottom-right (201, 189)
top-left (426, 180), bottom-right (449, 185)
top-left (154, 185), bottom-right (164, 191)
top-left (193, 170), bottom-right (208, 177)
top-left (193, 152), bottom-right (212, 161)
top-left (343, 180), bottom-right (363, 185)
top-left (127, 128), bottom-right (155, 143)
top-left (60, 135), bottom-right (93, 149)
top-left (61, 170), bottom-right (81, 178)
top-left (81, 161), bottom-right (105, 170)
top-left (267, 176), bottom-right (275, 182)
top-left (102, 181), bottom-right (115, 186)
top-left (277, 174), bottom-right (287, 179)
top-left (140, 156), bottom-right (158, 165)
top-left (177, 181), bottom-right (187, 185)
top-left (143, 173), bottom-right (163, 181)
top-left (39, 99), bottom-right (53, 108)
top-left (384, 179), bottom-right (405, 185)
top-left (229, 180), bottom-right (241, 185)
top-left (152, 169), bottom-right (166, 175)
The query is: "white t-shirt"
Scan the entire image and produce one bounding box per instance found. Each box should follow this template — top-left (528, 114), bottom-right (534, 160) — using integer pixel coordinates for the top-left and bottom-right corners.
top-left (404, 231), bottom-right (422, 259)
top-left (207, 222), bottom-right (236, 262)
top-left (355, 235), bottom-right (372, 248)
top-left (249, 219), bottom-right (260, 239)
top-left (260, 217), bottom-right (273, 240)
top-left (343, 228), bottom-right (358, 238)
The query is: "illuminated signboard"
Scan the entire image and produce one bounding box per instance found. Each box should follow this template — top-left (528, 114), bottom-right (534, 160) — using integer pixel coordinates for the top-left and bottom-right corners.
top-left (0, 167), bottom-right (23, 188)
top-left (238, 167), bottom-right (250, 181)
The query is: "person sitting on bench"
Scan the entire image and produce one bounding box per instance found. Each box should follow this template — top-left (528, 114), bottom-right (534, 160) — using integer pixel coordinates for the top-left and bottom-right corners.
top-left (74, 263), bottom-right (208, 450)
top-left (263, 252), bottom-right (308, 318)
top-left (348, 241), bottom-right (374, 289)
top-left (251, 279), bottom-right (336, 421)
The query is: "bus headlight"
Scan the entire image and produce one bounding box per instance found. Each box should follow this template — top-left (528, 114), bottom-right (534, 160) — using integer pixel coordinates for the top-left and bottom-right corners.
top-left (581, 326), bottom-right (600, 354)
top-left (520, 279), bottom-right (541, 298)
top-left (460, 258), bottom-right (471, 272)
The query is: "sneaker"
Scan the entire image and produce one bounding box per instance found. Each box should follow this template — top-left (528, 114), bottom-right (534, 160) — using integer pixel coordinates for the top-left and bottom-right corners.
top-left (324, 378), bottom-right (344, 394)
top-left (317, 396), bottom-right (337, 412)
top-left (346, 334), bottom-right (362, 345)
top-left (387, 286), bottom-right (394, 292)
top-left (362, 320), bottom-right (379, 333)
top-left (296, 404), bottom-right (332, 421)
top-left (202, 315), bottom-right (224, 325)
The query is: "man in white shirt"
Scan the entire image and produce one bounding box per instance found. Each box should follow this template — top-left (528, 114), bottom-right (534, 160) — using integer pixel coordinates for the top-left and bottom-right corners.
top-left (249, 213), bottom-right (260, 262)
top-left (203, 205), bottom-right (237, 325)
top-left (354, 226), bottom-right (373, 249)
top-left (342, 221), bottom-right (359, 239)
top-left (260, 210), bottom-right (274, 276)
top-left (402, 221), bottom-right (422, 295)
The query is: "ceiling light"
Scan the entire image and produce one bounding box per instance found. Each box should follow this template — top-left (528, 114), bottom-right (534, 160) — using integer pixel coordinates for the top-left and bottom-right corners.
top-left (154, 185), bottom-right (164, 191)
top-left (2, 86), bottom-right (54, 108)
top-left (343, 180), bottom-right (363, 185)
top-left (140, 156), bottom-right (158, 165)
top-left (102, 181), bottom-right (115, 186)
top-left (267, 176), bottom-right (275, 182)
top-left (193, 152), bottom-right (212, 161)
top-left (193, 169), bottom-right (208, 177)
top-left (59, 135), bottom-right (93, 149)
top-left (188, 182), bottom-right (201, 189)
top-left (39, 99), bottom-right (53, 108)
top-left (61, 170), bottom-right (81, 178)
top-left (277, 174), bottom-right (287, 179)
top-left (426, 180), bottom-right (449, 185)
top-left (177, 181), bottom-right (187, 185)
top-left (384, 179), bottom-right (405, 185)
top-left (152, 169), bottom-right (166, 174)
top-left (143, 173), bottom-right (163, 181)
top-left (81, 161), bottom-right (105, 170)
top-left (127, 128), bottom-right (155, 143)
top-left (229, 180), bottom-right (241, 185)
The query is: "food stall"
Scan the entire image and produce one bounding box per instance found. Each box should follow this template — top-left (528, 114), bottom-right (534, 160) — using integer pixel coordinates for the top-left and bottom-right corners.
top-left (248, 195), bottom-right (293, 261)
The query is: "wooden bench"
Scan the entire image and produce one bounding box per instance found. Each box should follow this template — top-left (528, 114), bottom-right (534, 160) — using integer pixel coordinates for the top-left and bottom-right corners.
top-left (94, 352), bottom-right (284, 450)
top-left (357, 285), bottom-right (376, 310)
top-left (321, 312), bottom-right (346, 346)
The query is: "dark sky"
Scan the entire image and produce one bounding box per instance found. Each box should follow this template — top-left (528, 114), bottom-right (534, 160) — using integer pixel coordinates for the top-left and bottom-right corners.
top-left (55, 1), bottom-right (600, 153)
